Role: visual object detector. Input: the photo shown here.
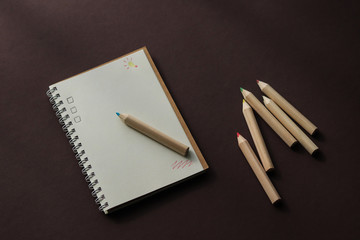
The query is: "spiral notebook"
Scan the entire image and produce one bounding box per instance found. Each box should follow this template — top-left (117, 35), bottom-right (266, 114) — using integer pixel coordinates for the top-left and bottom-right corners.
top-left (47, 47), bottom-right (208, 214)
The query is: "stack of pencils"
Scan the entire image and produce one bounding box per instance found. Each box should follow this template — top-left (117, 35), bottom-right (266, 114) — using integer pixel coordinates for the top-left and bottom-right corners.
top-left (237, 80), bottom-right (319, 204)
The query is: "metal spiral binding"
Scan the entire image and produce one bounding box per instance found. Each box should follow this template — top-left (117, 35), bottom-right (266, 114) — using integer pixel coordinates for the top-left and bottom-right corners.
top-left (46, 87), bottom-right (108, 212)
top-left (59, 114), bottom-right (70, 124)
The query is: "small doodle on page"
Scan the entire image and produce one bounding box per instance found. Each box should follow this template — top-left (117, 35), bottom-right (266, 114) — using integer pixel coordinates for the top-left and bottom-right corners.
top-left (74, 116), bottom-right (81, 123)
top-left (171, 160), bottom-right (192, 170)
top-left (123, 57), bottom-right (138, 69)
top-left (70, 106), bottom-right (77, 114)
top-left (67, 96), bottom-right (74, 104)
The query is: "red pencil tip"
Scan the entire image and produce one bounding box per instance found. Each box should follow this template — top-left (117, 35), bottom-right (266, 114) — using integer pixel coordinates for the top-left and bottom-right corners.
top-left (237, 132), bottom-right (240, 137)
top-left (256, 80), bottom-right (259, 83)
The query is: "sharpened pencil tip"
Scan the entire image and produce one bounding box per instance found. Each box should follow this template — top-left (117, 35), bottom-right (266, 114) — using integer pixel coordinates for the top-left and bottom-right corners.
top-left (240, 87), bottom-right (243, 92)
top-left (256, 80), bottom-right (259, 83)
top-left (237, 132), bottom-right (240, 137)
top-left (116, 112), bottom-right (120, 116)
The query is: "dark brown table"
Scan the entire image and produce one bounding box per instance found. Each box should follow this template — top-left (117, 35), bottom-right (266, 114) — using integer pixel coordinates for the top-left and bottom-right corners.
top-left (1, 1), bottom-right (359, 239)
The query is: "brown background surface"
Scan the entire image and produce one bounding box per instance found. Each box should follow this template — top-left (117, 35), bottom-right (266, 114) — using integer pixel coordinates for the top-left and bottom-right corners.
top-left (1, 0), bottom-right (359, 239)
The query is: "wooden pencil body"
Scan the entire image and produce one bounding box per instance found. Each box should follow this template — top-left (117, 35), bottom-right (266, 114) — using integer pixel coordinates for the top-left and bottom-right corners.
top-left (237, 136), bottom-right (280, 204)
top-left (120, 114), bottom-right (189, 156)
top-left (263, 98), bottom-right (319, 155)
top-left (243, 101), bottom-right (274, 172)
top-left (241, 90), bottom-right (297, 147)
top-left (260, 83), bottom-right (318, 135)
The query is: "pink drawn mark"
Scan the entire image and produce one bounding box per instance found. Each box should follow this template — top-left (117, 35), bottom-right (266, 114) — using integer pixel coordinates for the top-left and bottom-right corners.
top-left (123, 57), bottom-right (138, 69)
top-left (171, 160), bottom-right (192, 170)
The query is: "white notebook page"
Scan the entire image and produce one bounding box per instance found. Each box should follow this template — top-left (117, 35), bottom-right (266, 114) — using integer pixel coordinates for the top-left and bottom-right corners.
top-left (50, 49), bottom-right (205, 213)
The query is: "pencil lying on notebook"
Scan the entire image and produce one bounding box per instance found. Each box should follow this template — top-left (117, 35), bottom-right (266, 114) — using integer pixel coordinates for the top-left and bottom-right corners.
top-left (257, 80), bottom-right (318, 135)
top-left (236, 133), bottom-right (281, 204)
top-left (240, 88), bottom-right (297, 148)
top-left (116, 113), bottom-right (189, 156)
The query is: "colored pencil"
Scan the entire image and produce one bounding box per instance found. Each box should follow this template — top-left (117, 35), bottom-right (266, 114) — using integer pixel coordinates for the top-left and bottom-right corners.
top-left (237, 133), bottom-right (281, 204)
top-left (240, 88), bottom-right (297, 147)
top-left (263, 97), bottom-right (319, 155)
top-left (116, 113), bottom-right (189, 156)
top-left (242, 100), bottom-right (274, 172)
top-left (257, 80), bottom-right (318, 135)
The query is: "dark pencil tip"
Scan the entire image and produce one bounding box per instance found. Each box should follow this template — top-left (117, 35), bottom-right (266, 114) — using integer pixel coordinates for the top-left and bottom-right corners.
top-left (116, 112), bottom-right (120, 116)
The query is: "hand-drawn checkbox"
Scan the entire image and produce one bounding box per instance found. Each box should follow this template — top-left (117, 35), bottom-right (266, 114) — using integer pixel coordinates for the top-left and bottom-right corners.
top-left (70, 107), bottom-right (77, 114)
top-left (67, 97), bottom-right (74, 104)
top-left (74, 116), bottom-right (81, 123)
